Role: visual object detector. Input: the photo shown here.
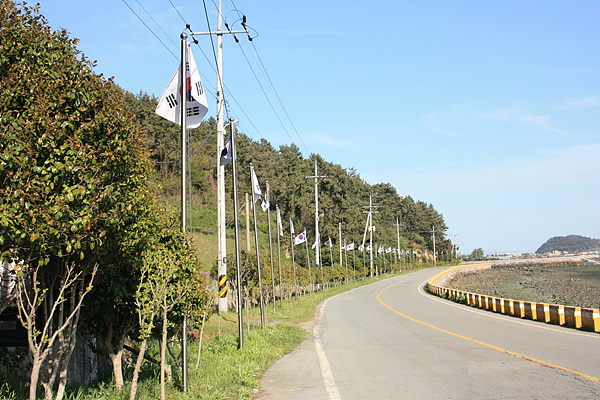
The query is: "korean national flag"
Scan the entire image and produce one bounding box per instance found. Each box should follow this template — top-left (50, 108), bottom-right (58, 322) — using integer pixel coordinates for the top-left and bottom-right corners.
top-left (156, 42), bottom-right (208, 128)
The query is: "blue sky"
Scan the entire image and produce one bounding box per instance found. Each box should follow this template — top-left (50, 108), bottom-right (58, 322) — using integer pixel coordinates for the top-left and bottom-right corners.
top-left (40, 0), bottom-right (599, 254)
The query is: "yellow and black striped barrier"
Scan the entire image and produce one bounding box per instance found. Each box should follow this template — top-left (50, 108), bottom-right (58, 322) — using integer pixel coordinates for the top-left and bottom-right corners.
top-left (218, 274), bottom-right (227, 300)
top-left (427, 264), bottom-right (600, 333)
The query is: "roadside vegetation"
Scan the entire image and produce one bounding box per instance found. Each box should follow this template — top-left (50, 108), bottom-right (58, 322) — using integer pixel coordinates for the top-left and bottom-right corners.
top-left (0, 270), bottom-right (425, 400)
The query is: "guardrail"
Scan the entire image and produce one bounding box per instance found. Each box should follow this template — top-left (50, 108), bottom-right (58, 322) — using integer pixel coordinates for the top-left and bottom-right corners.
top-left (426, 264), bottom-right (600, 333)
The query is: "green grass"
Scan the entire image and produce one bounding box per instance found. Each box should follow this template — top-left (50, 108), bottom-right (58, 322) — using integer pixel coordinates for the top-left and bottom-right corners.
top-left (1, 268), bottom-right (430, 400)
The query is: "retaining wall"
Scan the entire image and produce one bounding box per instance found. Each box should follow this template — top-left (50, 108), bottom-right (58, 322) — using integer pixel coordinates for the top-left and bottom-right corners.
top-left (427, 263), bottom-right (600, 333)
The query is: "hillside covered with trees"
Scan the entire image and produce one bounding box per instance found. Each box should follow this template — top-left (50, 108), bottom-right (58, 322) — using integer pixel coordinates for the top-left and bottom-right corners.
top-left (536, 235), bottom-right (600, 255)
top-left (125, 92), bottom-right (454, 267)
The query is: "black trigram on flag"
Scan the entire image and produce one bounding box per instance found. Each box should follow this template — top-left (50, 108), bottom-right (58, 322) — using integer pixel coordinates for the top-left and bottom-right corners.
top-left (195, 81), bottom-right (203, 96)
top-left (166, 93), bottom-right (177, 109)
top-left (187, 106), bottom-right (201, 117)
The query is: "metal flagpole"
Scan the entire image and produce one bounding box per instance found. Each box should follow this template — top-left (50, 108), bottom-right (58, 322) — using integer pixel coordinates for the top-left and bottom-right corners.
top-left (352, 246), bottom-right (356, 281)
top-left (329, 239), bottom-right (333, 271)
top-left (304, 232), bottom-right (312, 294)
top-left (393, 218), bottom-right (401, 270)
top-left (432, 225), bottom-right (437, 267)
top-left (229, 119), bottom-right (244, 348)
top-left (276, 205), bottom-right (283, 307)
top-left (338, 222), bottom-right (342, 269)
top-left (266, 182), bottom-right (276, 312)
top-left (344, 241), bottom-right (348, 281)
top-left (290, 218), bottom-right (298, 300)
top-left (178, 33), bottom-right (190, 393)
top-left (250, 164), bottom-right (265, 328)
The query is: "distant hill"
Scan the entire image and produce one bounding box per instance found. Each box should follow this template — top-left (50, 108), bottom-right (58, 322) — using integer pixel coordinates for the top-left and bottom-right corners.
top-left (536, 235), bottom-right (600, 254)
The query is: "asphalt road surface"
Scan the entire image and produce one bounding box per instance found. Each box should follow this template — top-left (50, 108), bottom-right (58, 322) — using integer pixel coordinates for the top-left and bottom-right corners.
top-left (256, 267), bottom-right (600, 400)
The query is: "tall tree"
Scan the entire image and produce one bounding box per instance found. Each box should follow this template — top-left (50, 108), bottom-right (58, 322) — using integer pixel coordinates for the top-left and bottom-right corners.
top-left (0, 2), bottom-right (152, 398)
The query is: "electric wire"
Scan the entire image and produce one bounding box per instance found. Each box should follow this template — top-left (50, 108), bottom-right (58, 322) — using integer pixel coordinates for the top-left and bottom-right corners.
top-left (133, 0), bottom-right (179, 49)
top-left (121, 0), bottom-right (178, 60)
top-left (235, 42), bottom-right (298, 148)
top-left (167, 0), bottom-right (187, 24)
top-left (155, 124), bottom-right (216, 164)
top-left (250, 41), bottom-right (310, 155)
top-left (225, 0), bottom-right (308, 151)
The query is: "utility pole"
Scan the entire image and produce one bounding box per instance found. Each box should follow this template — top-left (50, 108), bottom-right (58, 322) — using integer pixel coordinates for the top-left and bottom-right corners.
top-left (305, 160), bottom-right (327, 272)
top-left (362, 196), bottom-right (379, 277)
top-left (189, 0), bottom-right (251, 313)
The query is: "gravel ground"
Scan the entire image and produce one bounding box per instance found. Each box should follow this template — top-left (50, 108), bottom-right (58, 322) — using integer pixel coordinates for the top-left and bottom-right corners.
top-left (446, 260), bottom-right (600, 309)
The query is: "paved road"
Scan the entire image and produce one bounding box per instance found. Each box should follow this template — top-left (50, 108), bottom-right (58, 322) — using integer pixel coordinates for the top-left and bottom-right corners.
top-left (257, 267), bottom-right (600, 400)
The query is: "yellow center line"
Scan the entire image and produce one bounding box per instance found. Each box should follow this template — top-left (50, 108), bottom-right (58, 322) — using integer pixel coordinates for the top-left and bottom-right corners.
top-left (377, 278), bottom-right (600, 384)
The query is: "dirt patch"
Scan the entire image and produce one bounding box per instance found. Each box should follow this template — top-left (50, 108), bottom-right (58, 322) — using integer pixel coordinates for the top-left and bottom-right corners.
top-left (446, 260), bottom-right (600, 309)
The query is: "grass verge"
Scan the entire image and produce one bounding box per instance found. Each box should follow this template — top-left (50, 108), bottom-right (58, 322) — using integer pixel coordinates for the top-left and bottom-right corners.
top-left (1, 269), bottom-right (428, 400)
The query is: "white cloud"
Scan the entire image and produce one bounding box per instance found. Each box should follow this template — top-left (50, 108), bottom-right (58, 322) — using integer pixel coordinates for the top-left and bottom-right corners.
top-left (554, 96), bottom-right (600, 109)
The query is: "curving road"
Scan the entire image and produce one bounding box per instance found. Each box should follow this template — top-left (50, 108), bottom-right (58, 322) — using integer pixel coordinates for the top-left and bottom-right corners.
top-left (257, 267), bottom-right (600, 400)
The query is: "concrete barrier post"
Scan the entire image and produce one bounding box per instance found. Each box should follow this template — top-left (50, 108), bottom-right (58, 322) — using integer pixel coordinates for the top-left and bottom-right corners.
top-left (518, 301), bottom-right (526, 318)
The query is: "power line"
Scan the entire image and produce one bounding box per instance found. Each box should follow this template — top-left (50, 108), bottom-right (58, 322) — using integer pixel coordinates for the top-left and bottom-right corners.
top-left (167, 0), bottom-right (187, 24)
top-left (134, 0), bottom-right (179, 49)
top-left (155, 124), bottom-right (216, 164)
top-left (250, 41), bottom-right (310, 155)
top-left (235, 38), bottom-right (299, 150)
top-left (121, 0), bottom-right (178, 60)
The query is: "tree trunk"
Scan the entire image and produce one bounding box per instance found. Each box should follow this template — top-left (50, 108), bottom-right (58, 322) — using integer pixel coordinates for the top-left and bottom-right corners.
top-left (129, 338), bottom-right (148, 400)
top-left (194, 311), bottom-right (207, 369)
top-left (160, 305), bottom-right (168, 400)
top-left (105, 319), bottom-right (126, 390)
top-left (29, 356), bottom-right (41, 400)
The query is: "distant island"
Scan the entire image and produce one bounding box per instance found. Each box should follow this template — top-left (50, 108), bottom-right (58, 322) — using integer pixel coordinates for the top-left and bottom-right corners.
top-left (535, 235), bottom-right (600, 255)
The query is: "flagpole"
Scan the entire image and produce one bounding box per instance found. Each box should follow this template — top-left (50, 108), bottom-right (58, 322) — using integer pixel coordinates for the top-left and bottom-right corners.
top-left (344, 242), bottom-right (348, 281)
top-left (229, 119), bottom-right (244, 348)
top-left (290, 218), bottom-right (298, 300)
top-left (432, 225), bottom-right (437, 268)
top-left (362, 245), bottom-right (366, 277)
top-left (266, 182), bottom-right (276, 312)
top-left (394, 218), bottom-right (401, 270)
top-left (328, 238), bottom-right (333, 271)
top-left (304, 231), bottom-right (312, 294)
top-left (338, 223), bottom-right (342, 269)
top-left (351, 245), bottom-right (356, 281)
top-left (250, 164), bottom-right (265, 328)
top-left (276, 205), bottom-right (283, 308)
top-left (178, 33), bottom-right (190, 393)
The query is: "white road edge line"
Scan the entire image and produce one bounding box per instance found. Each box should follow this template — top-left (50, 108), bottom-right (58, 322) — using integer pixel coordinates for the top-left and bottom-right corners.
top-left (314, 297), bottom-right (342, 400)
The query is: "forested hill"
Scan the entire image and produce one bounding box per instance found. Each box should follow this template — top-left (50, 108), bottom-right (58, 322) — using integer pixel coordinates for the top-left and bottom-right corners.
top-left (124, 92), bottom-right (452, 254)
top-left (536, 235), bottom-right (600, 254)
